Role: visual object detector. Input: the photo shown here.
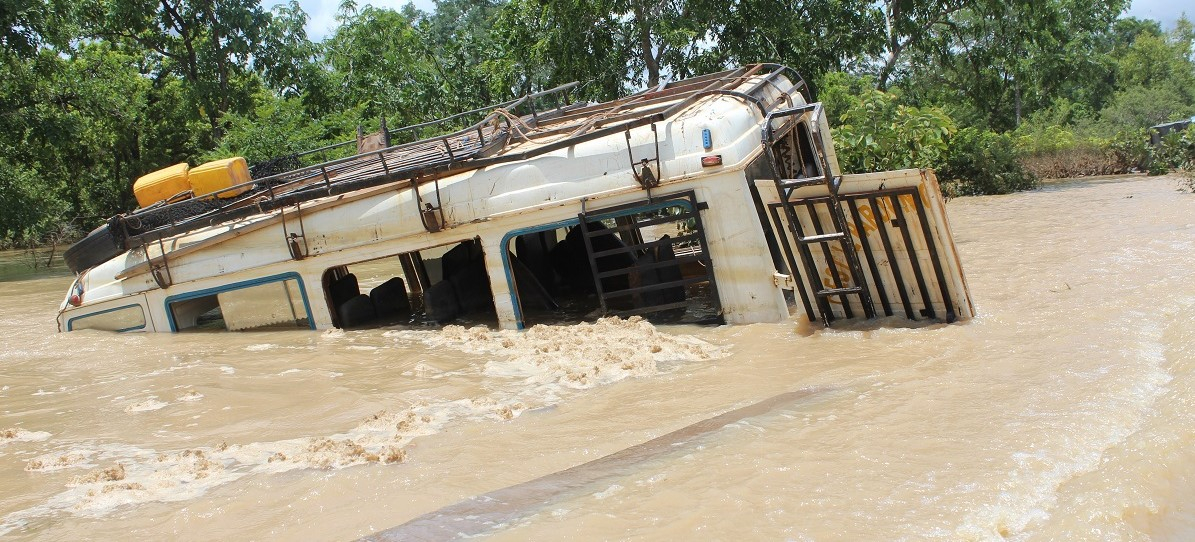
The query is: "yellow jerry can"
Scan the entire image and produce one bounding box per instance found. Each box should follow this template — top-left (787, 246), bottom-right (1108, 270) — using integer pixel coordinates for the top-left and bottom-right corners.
top-left (133, 162), bottom-right (191, 208)
top-left (190, 157), bottom-right (251, 199)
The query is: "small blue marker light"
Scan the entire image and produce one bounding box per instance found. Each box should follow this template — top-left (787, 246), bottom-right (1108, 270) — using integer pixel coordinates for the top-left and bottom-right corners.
top-left (701, 128), bottom-right (712, 150)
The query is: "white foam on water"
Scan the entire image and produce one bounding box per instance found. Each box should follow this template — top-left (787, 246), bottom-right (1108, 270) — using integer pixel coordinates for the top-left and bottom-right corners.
top-left (593, 484), bottom-right (623, 500)
top-left (122, 397), bottom-right (168, 413)
top-left (175, 391), bottom-right (203, 402)
top-left (24, 450), bottom-right (95, 472)
top-left (0, 428), bottom-right (52, 445)
top-left (394, 316), bottom-right (722, 391)
top-left (1, 317), bottom-right (723, 534)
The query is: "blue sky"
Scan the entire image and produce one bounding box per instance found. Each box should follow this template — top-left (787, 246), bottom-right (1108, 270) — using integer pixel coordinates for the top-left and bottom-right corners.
top-left (287, 0), bottom-right (1191, 42)
top-left (293, 0), bottom-right (432, 39)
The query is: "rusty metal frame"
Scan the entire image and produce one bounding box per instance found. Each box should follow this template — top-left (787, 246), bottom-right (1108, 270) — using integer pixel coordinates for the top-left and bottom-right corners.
top-left (766, 186), bottom-right (956, 324)
top-left (576, 190), bottom-right (721, 320)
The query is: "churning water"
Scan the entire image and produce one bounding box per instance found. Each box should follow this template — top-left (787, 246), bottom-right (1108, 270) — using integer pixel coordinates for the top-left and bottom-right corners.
top-left (1, 175), bottom-right (1193, 541)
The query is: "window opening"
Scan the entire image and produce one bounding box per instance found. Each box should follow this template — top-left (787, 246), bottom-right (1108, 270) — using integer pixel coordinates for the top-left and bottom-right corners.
top-left (168, 275), bottom-right (312, 332)
top-left (505, 194), bottom-right (722, 328)
top-left (322, 238), bottom-right (497, 329)
top-left (68, 304), bottom-right (147, 332)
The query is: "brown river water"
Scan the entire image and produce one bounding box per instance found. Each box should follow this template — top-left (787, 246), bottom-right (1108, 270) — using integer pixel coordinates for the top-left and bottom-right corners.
top-left (1, 174), bottom-right (1194, 541)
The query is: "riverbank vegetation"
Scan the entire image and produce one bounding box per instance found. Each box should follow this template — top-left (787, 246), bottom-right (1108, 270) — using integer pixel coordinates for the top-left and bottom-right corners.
top-left (2, 0), bottom-right (1194, 247)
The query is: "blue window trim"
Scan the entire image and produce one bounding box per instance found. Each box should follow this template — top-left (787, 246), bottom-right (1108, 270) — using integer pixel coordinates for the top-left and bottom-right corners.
top-left (163, 272), bottom-right (316, 332)
top-left (66, 303), bottom-right (147, 333)
top-left (498, 198), bottom-right (696, 330)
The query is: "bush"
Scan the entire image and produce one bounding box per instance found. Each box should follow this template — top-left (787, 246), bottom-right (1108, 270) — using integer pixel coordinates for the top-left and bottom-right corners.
top-left (1150, 125), bottom-right (1195, 174)
top-left (816, 71), bottom-right (875, 126)
top-left (1011, 123), bottom-right (1147, 179)
top-left (203, 92), bottom-right (358, 167)
top-left (0, 156), bottom-right (73, 248)
top-left (1015, 124), bottom-right (1078, 156)
top-left (937, 128), bottom-right (1038, 196)
top-left (1018, 145), bottom-right (1124, 179)
top-left (1098, 84), bottom-right (1194, 134)
top-left (1106, 129), bottom-right (1152, 171)
top-left (833, 90), bottom-right (955, 173)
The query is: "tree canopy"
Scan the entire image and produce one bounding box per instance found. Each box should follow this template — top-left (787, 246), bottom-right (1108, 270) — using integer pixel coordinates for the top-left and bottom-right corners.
top-left (1, 0), bottom-right (1193, 246)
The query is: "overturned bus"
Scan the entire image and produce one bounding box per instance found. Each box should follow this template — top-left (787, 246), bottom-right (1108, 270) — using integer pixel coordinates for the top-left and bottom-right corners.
top-left (56, 64), bottom-right (974, 333)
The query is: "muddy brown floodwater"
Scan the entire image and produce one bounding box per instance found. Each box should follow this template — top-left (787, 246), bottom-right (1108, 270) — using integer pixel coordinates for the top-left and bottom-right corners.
top-left (2, 174), bottom-right (1194, 541)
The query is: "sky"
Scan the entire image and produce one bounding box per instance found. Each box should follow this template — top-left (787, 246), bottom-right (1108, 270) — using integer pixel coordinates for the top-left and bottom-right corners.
top-left (295, 0), bottom-right (433, 40)
top-left (288, 0), bottom-right (1192, 42)
top-left (1130, 0), bottom-right (1194, 29)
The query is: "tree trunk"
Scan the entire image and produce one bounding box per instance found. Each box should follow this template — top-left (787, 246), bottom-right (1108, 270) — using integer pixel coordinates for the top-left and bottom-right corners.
top-left (1014, 81), bottom-right (1022, 127)
top-left (205, 4), bottom-right (231, 138)
top-left (877, 46), bottom-right (901, 90)
top-left (632, 3), bottom-right (659, 88)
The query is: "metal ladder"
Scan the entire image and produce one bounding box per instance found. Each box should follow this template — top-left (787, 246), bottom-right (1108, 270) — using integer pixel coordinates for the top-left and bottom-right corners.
top-left (762, 103), bottom-right (875, 326)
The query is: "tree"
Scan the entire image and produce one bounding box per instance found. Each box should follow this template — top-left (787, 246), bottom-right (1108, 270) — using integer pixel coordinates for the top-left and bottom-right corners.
top-left (256, 0), bottom-right (319, 99)
top-left (320, 5), bottom-right (441, 126)
top-left (901, 0), bottom-right (1127, 131)
top-left (493, 0), bottom-right (882, 100)
top-left (78, 0), bottom-right (278, 137)
top-left (873, 0), bottom-right (966, 90)
top-left (417, 0), bottom-right (508, 111)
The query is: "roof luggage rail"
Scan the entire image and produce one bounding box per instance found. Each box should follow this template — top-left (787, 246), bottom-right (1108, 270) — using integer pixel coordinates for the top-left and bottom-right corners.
top-left (65, 65), bottom-right (813, 273)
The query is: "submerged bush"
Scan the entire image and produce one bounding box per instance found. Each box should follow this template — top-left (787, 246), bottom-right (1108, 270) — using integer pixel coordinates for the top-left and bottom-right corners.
top-left (937, 128), bottom-right (1038, 196)
top-left (1003, 120), bottom-right (1152, 179)
top-left (1015, 124), bottom-right (1078, 156)
top-left (0, 156), bottom-right (74, 248)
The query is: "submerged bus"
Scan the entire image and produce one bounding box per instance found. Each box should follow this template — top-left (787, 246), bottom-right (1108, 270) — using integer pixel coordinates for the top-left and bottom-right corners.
top-left (57, 64), bottom-right (973, 333)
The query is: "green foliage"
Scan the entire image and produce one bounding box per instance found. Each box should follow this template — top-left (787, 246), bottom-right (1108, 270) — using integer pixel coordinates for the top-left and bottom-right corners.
top-left (492, 0), bottom-right (884, 99)
top-left (5, 0), bottom-right (1195, 249)
top-left (1014, 124), bottom-right (1078, 156)
top-left (321, 6), bottom-right (439, 124)
top-left (833, 90), bottom-right (955, 173)
top-left (202, 92), bottom-right (353, 166)
top-left (899, 0), bottom-right (1129, 131)
top-left (1106, 129), bottom-right (1152, 171)
top-left (1098, 85), bottom-right (1194, 133)
top-left (0, 154), bottom-right (70, 245)
top-left (1117, 30), bottom-right (1195, 100)
top-left (77, 0), bottom-right (279, 138)
top-left (938, 128), bottom-right (1038, 196)
top-left (816, 71), bottom-right (875, 126)
top-left (1150, 126), bottom-right (1195, 175)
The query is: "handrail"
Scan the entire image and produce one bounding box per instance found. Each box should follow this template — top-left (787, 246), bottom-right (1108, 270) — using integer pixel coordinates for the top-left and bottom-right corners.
top-left (265, 81), bottom-right (582, 165)
top-left (761, 102), bottom-right (835, 190)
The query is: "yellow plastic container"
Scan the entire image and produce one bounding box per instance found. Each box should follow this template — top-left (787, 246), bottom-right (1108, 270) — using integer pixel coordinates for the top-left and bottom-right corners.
top-left (133, 162), bottom-right (190, 208)
top-left (190, 157), bottom-right (251, 199)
